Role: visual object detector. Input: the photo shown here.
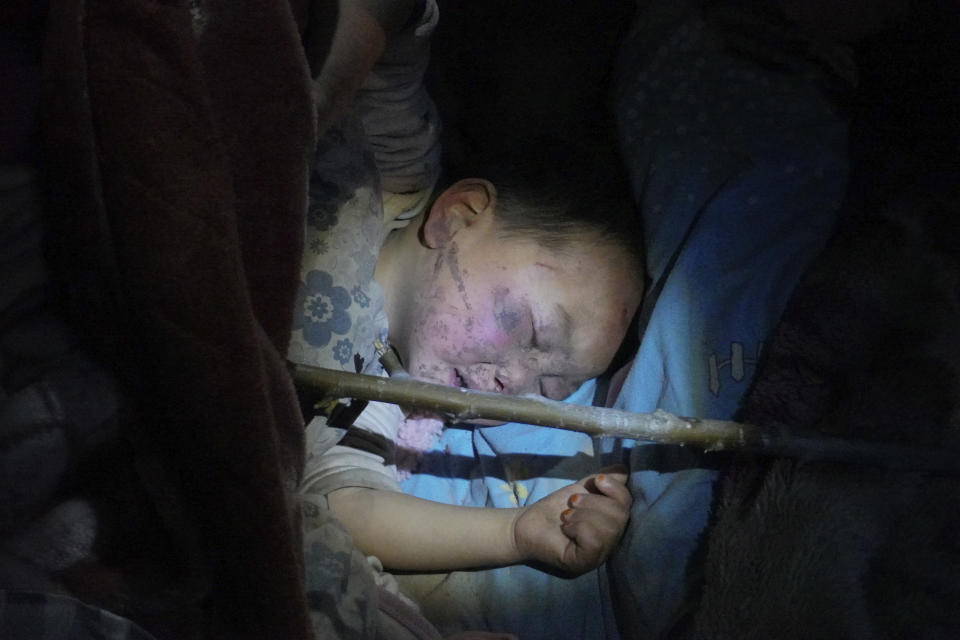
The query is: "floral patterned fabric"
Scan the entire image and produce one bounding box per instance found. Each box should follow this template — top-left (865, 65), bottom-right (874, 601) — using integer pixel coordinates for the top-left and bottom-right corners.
top-left (289, 4), bottom-right (445, 638)
top-left (287, 114), bottom-right (390, 377)
top-left (287, 0), bottom-right (440, 378)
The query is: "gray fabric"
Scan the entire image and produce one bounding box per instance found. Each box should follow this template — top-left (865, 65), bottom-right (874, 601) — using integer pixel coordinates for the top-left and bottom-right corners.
top-left (302, 496), bottom-right (380, 640)
top-left (0, 166), bottom-right (121, 571)
top-left (0, 591), bottom-right (157, 640)
top-left (355, 0), bottom-right (441, 195)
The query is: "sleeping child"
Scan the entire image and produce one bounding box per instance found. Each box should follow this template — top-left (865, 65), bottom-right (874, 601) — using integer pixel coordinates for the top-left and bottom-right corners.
top-left (367, 1), bottom-right (859, 638)
top-left (287, 0), bottom-right (645, 630)
top-left (297, 145), bottom-right (644, 573)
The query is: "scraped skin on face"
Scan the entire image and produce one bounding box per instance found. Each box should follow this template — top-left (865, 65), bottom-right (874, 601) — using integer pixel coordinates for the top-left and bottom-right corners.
top-left (376, 179), bottom-right (643, 402)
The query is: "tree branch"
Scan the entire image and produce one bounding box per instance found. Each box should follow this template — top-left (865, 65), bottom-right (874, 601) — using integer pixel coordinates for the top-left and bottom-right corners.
top-left (290, 364), bottom-right (959, 475)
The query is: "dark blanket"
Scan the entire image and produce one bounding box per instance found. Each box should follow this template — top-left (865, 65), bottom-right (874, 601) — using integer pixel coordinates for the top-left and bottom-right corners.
top-left (688, 175), bottom-right (960, 639)
top-left (24, 0), bottom-right (322, 637)
top-left (686, 8), bottom-right (960, 633)
top-left (678, 8), bottom-right (960, 639)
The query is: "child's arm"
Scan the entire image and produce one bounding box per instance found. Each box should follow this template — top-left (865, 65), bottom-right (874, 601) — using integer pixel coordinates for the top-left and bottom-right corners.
top-left (327, 470), bottom-right (630, 575)
top-left (313, 0), bottom-right (419, 133)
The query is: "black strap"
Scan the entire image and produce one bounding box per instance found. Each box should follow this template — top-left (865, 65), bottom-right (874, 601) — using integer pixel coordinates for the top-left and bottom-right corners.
top-left (325, 398), bottom-right (369, 429)
top-left (337, 426), bottom-right (396, 465)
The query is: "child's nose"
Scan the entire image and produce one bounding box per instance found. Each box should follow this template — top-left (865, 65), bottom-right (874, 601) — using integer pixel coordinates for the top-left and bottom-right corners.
top-left (466, 364), bottom-right (505, 393)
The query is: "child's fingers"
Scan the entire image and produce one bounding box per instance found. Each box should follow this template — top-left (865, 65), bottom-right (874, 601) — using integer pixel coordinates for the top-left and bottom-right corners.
top-left (587, 472), bottom-right (631, 509)
top-left (597, 464), bottom-right (630, 483)
top-left (561, 501), bottom-right (625, 531)
top-left (559, 514), bottom-right (621, 567)
top-left (562, 493), bottom-right (629, 529)
top-left (580, 465), bottom-right (627, 492)
top-left (561, 519), bottom-right (605, 556)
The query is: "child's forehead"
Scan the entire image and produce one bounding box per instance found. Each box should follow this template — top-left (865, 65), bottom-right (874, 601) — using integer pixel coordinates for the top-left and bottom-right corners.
top-left (472, 232), bottom-right (639, 302)
top-left (488, 233), bottom-right (601, 265)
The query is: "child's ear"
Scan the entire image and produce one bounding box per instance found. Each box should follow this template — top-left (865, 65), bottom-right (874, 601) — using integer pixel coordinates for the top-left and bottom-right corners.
top-left (422, 179), bottom-right (496, 249)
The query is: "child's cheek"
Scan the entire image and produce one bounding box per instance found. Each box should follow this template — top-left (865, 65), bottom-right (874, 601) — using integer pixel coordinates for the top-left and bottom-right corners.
top-left (468, 313), bottom-right (514, 352)
top-left (443, 307), bottom-right (513, 361)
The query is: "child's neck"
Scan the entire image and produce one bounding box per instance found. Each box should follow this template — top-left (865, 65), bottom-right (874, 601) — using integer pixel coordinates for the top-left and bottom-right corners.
top-left (374, 216), bottom-right (425, 345)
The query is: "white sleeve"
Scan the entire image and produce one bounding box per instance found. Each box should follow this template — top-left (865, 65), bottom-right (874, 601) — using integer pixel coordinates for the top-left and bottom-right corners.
top-left (301, 400), bottom-right (406, 498)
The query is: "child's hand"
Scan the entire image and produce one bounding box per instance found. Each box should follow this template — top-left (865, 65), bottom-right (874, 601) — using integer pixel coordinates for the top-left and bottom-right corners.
top-left (512, 468), bottom-right (631, 576)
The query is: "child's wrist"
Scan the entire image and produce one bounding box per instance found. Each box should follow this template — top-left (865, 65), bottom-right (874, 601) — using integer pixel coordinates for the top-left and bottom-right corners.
top-left (507, 506), bottom-right (531, 565)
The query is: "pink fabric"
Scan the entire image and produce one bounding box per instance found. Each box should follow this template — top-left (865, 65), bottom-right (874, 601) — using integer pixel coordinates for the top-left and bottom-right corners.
top-left (396, 417), bottom-right (444, 480)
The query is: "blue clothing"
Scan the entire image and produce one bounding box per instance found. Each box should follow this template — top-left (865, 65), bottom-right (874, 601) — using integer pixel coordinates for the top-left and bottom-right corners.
top-left (401, 5), bottom-right (851, 639)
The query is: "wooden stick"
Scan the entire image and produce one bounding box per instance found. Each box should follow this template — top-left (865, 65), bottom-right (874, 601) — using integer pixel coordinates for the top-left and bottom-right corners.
top-left (290, 364), bottom-right (959, 475)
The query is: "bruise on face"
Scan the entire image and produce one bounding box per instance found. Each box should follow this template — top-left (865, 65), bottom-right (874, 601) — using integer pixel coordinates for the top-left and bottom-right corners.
top-left (493, 287), bottom-right (522, 333)
top-left (406, 237), bottom-right (635, 396)
top-left (445, 242), bottom-right (471, 311)
top-left (411, 359), bottom-right (446, 382)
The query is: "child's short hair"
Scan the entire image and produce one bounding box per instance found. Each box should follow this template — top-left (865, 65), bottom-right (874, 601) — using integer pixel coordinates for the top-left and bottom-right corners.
top-left (453, 137), bottom-right (644, 273)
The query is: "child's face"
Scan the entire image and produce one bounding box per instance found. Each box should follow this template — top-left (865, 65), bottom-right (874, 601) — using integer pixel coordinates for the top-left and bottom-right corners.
top-left (393, 221), bottom-right (641, 401)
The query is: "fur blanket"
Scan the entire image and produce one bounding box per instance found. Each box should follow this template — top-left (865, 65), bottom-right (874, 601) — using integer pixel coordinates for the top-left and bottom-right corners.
top-left (6, 1), bottom-right (325, 637)
top-left (683, 10), bottom-right (960, 636)
top-left (688, 180), bottom-right (960, 638)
